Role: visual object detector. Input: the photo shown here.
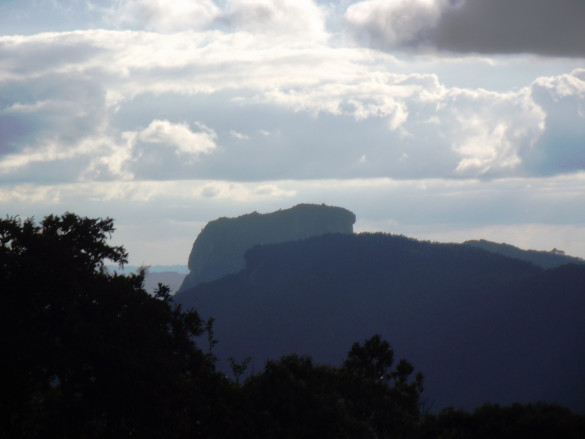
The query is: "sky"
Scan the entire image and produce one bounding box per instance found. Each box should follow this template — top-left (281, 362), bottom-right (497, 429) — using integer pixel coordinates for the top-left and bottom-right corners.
top-left (1, 0), bottom-right (584, 266)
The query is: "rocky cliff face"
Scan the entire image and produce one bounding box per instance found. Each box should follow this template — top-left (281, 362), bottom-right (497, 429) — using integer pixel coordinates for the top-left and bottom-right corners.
top-left (178, 204), bottom-right (356, 292)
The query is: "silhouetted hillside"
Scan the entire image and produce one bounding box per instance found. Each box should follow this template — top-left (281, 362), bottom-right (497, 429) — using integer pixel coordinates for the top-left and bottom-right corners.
top-left (178, 204), bottom-right (355, 292)
top-left (463, 239), bottom-right (585, 269)
top-left (174, 233), bottom-right (585, 412)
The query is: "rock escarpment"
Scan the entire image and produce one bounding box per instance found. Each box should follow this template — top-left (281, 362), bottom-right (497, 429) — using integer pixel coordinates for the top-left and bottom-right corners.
top-left (177, 204), bottom-right (356, 293)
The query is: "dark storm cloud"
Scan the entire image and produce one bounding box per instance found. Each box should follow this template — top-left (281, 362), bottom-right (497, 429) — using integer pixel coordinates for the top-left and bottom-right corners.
top-left (346, 0), bottom-right (585, 57)
top-left (431, 0), bottom-right (585, 57)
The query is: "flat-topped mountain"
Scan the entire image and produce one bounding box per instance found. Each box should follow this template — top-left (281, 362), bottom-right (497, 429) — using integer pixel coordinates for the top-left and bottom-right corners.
top-left (178, 204), bottom-right (356, 293)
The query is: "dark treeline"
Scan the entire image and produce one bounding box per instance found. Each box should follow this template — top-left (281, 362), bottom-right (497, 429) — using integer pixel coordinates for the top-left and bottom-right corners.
top-left (2, 214), bottom-right (584, 438)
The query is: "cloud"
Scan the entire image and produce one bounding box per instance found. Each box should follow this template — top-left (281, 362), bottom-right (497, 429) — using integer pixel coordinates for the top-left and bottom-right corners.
top-left (0, 65), bottom-right (109, 180)
top-left (3, 175), bottom-right (584, 234)
top-left (0, 28), bottom-right (583, 184)
top-left (111, 120), bottom-right (219, 180)
top-left (261, 73), bottom-right (549, 179)
top-left (344, 0), bottom-right (455, 49)
top-left (136, 120), bottom-right (217, 157)
top-left (344, 0), bottom-right (585, 57)
top-left (525, 69), bottom-right (585, 175)
top-left (104, 0), bottom-right (328, 40)
top-left (218, 0), bottom-right (328, 40)
top-left (230, 130), bottom-right (250, 140)
top-left (430, 0), bottom-right (585, 57)
top-left (108, 0), bottom-right (220, 32)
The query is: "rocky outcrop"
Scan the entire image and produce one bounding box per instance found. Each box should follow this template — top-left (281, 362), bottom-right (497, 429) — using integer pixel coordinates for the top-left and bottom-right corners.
top-left (177, 204), bottom-right (356, 292)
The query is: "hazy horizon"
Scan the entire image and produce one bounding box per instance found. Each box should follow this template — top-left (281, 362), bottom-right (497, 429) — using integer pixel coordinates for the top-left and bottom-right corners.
top-left (1, 1), bottom-right (584, 266)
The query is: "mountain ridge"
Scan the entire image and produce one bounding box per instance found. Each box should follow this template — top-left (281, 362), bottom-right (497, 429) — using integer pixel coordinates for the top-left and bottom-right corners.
top-left (174, 232), bottom-right (585, 412)
top-left (463, 239), bottom-right (584, 269)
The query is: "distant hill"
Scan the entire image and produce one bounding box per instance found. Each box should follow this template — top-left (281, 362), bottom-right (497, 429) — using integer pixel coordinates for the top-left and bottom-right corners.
top-left (108, 265), bottom-right (189, 274)
top-left (178, 204), bottom-right (356, 293)
top-left (107, 265), bottom-right (187, 295)
top-left (143, 271), bottom-right (186, 295)
top-left (174, 233), bottom-right (585, 413)
top-left (463, 239), bottom-right (585, 269)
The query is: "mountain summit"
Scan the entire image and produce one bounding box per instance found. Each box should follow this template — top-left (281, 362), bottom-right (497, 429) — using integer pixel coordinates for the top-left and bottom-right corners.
top-left (178, 204), bottom-right (356, 293)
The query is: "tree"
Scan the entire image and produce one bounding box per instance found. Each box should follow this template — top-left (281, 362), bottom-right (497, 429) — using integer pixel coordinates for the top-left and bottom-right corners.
top-left (0, 213), bottom-right (222, 438)
top-left (241, 354), bottom-right (371, 439)
top-left (240, 335), bottom-right (424, 439)
top-left (341, 334), bottom-right (425, 439)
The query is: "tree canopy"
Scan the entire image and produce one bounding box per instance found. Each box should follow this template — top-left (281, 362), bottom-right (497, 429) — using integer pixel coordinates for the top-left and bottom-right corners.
top-left (0, 213), bottom-right (222, 438)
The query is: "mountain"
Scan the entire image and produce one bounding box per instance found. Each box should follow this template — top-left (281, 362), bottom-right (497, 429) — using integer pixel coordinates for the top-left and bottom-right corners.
top-left (177, 204), bottom-right (356, 293)
top-left (174, 232), bottom-right (585, 413)
top-left (463, 239), bottom-right (585, 269)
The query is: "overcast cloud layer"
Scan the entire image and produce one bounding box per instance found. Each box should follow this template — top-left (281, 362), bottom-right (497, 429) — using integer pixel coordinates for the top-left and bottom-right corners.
top-left (1, 0), bottom-right (584, 265)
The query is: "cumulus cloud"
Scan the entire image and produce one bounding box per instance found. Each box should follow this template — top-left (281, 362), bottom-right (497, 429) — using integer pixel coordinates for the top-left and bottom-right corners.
top-left (1, 27), bottom-right (584, 184)
top-left (344, 0), bottom-right (585, 57)
top-left (136, 120), bottom-right (217, 157)
top-left (260, 72), bottom-right (549, 178)
top-left (103, 0), bottom-right (328, 39)
top-left (526, 69), bottom-right (585, 175)
top-left (218, 0), bottom-right (328, 40)
top-left (108, 0), bottom-right (220, 32)
top-left (444, 89), bottom-right (547, 177)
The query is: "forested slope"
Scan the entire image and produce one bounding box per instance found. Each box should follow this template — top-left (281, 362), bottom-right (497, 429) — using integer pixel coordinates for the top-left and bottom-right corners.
top-left (175, 233), bottom-right (585, 412)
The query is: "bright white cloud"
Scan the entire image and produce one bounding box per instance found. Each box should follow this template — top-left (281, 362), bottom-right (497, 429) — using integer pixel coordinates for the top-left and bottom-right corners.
top-left (445, 89), bottom-right (546, 177)
top-left (136, 119), bottom-right (217, 157)
top-left (104, 0), bottom-right (329, 40)
top-left (82, 135), bottom-right (135, 181)
top-left (219, 0), bottom-right (328, 40)
top-left (108, 0), bottom-right (220, 32)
